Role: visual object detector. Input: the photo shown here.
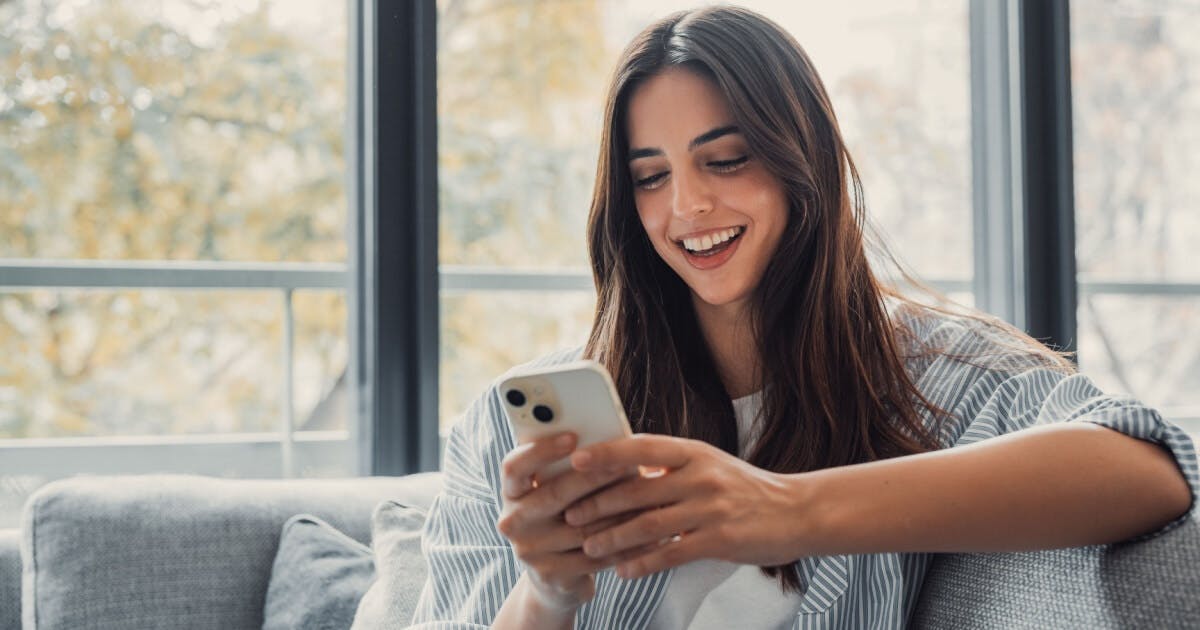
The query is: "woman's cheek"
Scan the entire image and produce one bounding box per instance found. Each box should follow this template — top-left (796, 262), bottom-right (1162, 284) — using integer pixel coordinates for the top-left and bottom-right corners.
top-left (635, 202), bottom-right (671, 249)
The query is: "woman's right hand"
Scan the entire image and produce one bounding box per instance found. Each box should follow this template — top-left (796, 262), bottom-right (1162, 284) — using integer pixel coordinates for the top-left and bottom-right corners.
top-left (496, 432), bottom-right (636, 612)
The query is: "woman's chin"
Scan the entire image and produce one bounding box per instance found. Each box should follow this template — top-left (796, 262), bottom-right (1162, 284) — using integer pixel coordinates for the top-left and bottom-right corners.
top-left (689, 285), bottom-right (752, 312)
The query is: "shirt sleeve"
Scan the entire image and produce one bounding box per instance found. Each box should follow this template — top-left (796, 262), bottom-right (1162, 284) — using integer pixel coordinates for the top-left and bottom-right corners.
top-left (931, 351), bottom-right (1199, 543)
top-left (408, 385), bottom-right (523, 629)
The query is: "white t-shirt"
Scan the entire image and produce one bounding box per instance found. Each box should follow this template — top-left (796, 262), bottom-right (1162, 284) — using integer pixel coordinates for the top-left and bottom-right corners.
top-left (647, 391), bottom-right (802, 630)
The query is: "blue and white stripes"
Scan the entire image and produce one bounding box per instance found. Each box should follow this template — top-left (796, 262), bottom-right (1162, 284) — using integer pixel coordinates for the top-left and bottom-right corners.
top-left (407, 308), bottom-right (1199, 629)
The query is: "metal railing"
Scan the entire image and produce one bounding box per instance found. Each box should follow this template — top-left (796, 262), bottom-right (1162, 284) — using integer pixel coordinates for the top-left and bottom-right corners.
top-left (1, 259), bottom-right (1197, 478)
top-left (0, 259), bottom-right (349, 478)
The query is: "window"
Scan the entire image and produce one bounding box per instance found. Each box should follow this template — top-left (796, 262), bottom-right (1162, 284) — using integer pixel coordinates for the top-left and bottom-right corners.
top-left (1071, 1), bottom-right (1200, 434)
top-left (6, 1), bottom-right (1194, 525)
top-left (0, 0), bottom-right (352, 526)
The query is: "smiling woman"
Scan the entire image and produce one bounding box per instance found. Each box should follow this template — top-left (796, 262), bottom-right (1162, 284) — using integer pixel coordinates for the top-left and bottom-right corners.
top-left (434, 0), bottom-right (977, 437)
top-left (411, 6), bottom-right (1199, 630)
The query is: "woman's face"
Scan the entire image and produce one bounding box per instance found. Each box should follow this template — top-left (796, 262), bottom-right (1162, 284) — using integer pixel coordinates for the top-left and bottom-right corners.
top-left (626, 66), bottom-right (789, 313)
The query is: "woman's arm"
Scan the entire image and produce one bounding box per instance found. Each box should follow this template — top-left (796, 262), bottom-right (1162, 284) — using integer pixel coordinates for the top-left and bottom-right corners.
top-left (793, 421), bottom-right (1193, 555)
top-left (564, 422), bottom-right (1194, 580)
top-left (565, 365), bottom-right (1198, 579)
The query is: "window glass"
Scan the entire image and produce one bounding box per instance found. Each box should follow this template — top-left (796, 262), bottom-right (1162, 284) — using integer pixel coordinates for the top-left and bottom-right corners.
top-left (0, 0), bottom-right (346, 263)
top-left (1071, 2), bottom-right (1200, 430)
top-left (1, 288), bottom-right (283, 438)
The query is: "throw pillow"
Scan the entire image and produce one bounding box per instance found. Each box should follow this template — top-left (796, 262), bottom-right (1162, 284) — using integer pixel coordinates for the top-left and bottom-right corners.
top-left (262, 514), bottom-right (376, 630)
top-left (350, 501), bottom-right (430, 629)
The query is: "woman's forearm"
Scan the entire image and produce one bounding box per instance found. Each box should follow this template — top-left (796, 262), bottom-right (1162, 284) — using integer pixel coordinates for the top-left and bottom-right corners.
top-left (792, 422), bottom-right (1192, 556)
top-left (492, 573), bottom-right (577, 630)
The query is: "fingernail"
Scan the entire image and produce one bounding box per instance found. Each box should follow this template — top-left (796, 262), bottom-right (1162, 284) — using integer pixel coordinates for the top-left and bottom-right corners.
top-left (556, 434), bottom-right (575, 449)
top-left (572, 451), bottom-right (592, 469)
top-left (564, 509), bottom-right (579, 525)
top-left (583, 539), bottom-right (602, 557)
top-left (616, 564), bottom-right (631, 579)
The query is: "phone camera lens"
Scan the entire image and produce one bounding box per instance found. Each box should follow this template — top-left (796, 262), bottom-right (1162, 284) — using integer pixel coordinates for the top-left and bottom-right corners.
top-left (532, 405), bottom-right (554, 423)
top-left (505, 389), bottom-right (526, 407)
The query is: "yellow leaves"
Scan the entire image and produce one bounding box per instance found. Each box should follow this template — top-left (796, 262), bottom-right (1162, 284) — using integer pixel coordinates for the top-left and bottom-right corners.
top-left (112, 105), bottom-right (133, 141)
top-left (87, 328), bottom-right (123, 368)
top-left (52, 406), bottom-right (88, 436)
top-left (3, 0), bottom-right (350, 263)
top-left (39, 335), bottom-right (59, 369)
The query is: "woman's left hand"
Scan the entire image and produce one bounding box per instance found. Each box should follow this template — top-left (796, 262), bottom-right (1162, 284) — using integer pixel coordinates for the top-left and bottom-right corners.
top-left (563, 433), bottom-right (813, 580)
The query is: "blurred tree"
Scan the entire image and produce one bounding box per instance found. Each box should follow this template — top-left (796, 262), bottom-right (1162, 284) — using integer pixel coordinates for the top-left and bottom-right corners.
top-left (436, 0), bottom-right (609, 425)
top-left (0, 0), bottom-right (346, 437)
top-left (1071, 3), bottom-right (1200, 410)
top-left (437, 0), bottom-right (607, 269)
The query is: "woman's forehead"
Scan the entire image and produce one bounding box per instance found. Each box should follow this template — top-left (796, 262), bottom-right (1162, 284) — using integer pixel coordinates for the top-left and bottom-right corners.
top-left (625, 67), bottom-right (737, 152)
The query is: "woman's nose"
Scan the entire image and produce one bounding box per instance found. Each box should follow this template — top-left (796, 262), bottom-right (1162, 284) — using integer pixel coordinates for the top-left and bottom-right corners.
top-left (671, 170), bottom-right (714, 219)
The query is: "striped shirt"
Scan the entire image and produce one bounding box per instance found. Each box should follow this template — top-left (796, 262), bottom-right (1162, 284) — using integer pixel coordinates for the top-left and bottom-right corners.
top-left (408, 303), bottom-right (1200, 629)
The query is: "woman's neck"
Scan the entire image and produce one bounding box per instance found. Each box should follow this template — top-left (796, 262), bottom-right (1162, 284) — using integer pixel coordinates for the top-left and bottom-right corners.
top-left (692, 295), bottom-right (761, 399)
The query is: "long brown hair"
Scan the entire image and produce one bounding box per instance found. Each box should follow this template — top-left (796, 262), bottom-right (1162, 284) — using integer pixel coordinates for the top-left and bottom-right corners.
top-left (583, 7), bottom-right (1069, 591)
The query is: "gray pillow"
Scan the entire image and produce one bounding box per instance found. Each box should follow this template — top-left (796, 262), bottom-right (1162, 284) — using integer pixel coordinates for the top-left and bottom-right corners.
top-left (350, 501), bottom-right (429, 629)
top-left (262, 514), bottom-right (376, 630)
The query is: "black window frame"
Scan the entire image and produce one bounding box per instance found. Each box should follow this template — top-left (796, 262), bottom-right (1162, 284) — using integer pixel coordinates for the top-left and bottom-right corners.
top-left (352, 0), bottom-right (441, 475)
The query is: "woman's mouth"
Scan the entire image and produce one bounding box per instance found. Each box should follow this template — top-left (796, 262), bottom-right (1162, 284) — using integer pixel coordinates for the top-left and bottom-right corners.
top-left (674, 226), bottom-right (746, 270)
top-left (676, 226), bottom-right (745, 257)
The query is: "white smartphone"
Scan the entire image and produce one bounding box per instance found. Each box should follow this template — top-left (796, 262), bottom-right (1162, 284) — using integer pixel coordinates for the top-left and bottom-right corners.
top-left (498, 359), bottom-right (634, 481)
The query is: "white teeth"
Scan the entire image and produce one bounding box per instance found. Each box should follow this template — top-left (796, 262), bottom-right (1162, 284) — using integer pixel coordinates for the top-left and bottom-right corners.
top-left (681, 227), bottom-right (743, 252)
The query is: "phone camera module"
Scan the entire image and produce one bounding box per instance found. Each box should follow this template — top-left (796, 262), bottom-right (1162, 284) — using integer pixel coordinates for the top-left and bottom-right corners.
top-left (532, 405), bottom-right (554, 423)
top-left (505, 389), bottom-right (526, 407)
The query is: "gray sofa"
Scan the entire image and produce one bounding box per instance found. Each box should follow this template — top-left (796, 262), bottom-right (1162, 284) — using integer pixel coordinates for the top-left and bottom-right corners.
top-left (1, 473), bottom-right (1197, 629)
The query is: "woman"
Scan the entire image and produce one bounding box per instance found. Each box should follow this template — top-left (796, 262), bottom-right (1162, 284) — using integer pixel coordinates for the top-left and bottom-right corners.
top-left (410, 7), bottom-right (1196, 629)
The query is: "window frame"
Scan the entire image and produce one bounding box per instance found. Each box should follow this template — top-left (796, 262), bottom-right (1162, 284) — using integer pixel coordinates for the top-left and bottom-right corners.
top-left (969, 0), bottom-right (1077, 352)
top-left (0, 260), bottom-right (351, 478)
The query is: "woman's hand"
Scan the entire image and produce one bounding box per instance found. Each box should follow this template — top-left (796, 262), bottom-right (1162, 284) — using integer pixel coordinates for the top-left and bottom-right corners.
top-left (563, 434), bottom-right (812, 580)
top-left (495, 432), bottom-right (639, 612)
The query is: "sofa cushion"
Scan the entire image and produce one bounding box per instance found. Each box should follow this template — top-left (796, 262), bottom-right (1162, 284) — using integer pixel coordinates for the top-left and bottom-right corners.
top-left (21, 473), bottom-right (442, 630)
top-left (910, 514), bottom-right (1200, 629)
top-left (262, 514), bottom-right (376, 630)
top-left (351, 501), bottom-right (430, 629)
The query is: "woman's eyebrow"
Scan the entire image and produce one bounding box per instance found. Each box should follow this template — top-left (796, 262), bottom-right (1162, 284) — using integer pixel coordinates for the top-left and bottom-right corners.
top-left (627, 124), bottom-right (741, 161)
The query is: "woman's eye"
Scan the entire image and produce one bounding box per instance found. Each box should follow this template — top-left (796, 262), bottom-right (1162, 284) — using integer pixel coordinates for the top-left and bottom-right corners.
top-left (709, 155), bottom-right (749, 173)
top-left (634, 172), bottom-right (668, 190)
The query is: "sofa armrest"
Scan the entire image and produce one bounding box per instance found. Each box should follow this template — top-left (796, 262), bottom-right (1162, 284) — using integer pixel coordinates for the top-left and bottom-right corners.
top-left (21, 473), bottom-right (442, 630)
top-left (911, 514), bottom-right (1200, 629)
